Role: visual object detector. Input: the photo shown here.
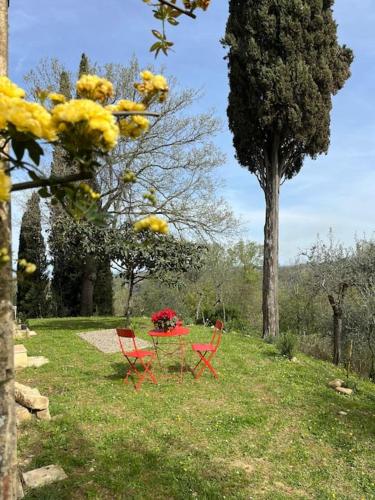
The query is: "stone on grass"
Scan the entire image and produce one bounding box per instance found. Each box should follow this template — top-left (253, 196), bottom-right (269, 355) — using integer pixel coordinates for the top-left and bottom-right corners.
top-left (16, 403), bottom-right (32, 425)
top-left (22, 465), bottom-right (67, 489)
top-left (35, 408), bottom-right (51, 421)
top-left (15, 382), bottom-right (49, 411)
top-left (338, 411), bottom-right (348, 416)
top-left (335, 386), bottom-right (353, 395)
top-left (14, 344), bottom-right (28, 369)
top-left (27, 330), bottom-right (37, 337)
top-left (328, 379), bottom-right (344, 389)
top-left (27, 356), bottom-right (49, 368)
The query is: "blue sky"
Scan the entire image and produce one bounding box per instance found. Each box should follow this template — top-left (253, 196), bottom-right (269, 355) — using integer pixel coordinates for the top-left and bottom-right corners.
top-left (8, 0), bottom-right (375, 263)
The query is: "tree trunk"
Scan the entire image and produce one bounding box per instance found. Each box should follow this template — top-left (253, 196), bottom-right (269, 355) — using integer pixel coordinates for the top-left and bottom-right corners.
top-left (262, 142), bottom-right (280, 338)
top-left (0, 1), bottom-right (18, 497)
top-left (124, 275), bottom-right (135, 326)
top-left (80, 257), bottom-right (97, 316)
top-left (332, 310), bottom-right (342, 365)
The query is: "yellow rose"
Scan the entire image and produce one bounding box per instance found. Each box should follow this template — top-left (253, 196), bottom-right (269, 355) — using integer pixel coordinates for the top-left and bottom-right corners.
top-left (48, 93), bottom-right (66, 105)
top-left (51, 99), bottom-right (119, 152)
top-left (76, 75), bottom-right (114, 102)
top-left (0, 96), bottom-right (56, 141)
top-left (0, 165), bottom-right (11, 202)
top-left (0, 76), bottom-right (25, 99)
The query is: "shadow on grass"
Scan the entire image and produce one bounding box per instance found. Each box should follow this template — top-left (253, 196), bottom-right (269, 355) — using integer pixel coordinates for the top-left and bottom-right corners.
top-left (22, 420), bottom-right (251, 499)
top-left (30, 317), bottom-right (125, 332)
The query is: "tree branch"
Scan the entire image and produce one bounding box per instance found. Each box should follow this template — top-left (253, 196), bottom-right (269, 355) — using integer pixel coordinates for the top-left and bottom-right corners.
top-left (113, 111), bottom-right (160, 118)
top-left (11, 172), bottom-right (93, 192)
top-left (158, 0), bottom-right (197, 19)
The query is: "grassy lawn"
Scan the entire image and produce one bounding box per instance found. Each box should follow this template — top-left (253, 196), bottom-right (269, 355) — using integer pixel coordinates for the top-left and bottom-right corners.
top-left (17, 317), bottom-right (375, 499)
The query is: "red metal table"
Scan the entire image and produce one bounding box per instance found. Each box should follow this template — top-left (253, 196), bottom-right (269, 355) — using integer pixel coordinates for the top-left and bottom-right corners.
top-left (148, 327), bottom-right (190, 381)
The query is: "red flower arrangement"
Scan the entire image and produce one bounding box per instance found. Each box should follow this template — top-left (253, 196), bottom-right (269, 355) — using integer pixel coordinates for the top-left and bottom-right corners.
top-left (151, 308), bottom-right (177, 331)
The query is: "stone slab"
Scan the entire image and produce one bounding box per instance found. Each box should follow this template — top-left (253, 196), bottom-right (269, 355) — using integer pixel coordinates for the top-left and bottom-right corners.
top-left (16, 403), bottom-right (32, 425)
top-left (14, 344), bottom-right (28, 369)
top-left (77, 329), bottom-right (152, 354)
top-left (22, 465), bottom-right (67, 489)
top-left (28, 356), bottom-right (49, 368)
top-left (335, 386), bottom-right (353, 395)
top-left (15, 382), bottom-right (49, 410)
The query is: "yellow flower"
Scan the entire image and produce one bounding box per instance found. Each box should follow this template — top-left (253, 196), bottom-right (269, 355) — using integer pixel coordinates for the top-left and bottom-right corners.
top-left (140, 70), bottom-right (153, 81)
top-left (122, 170), bottom-right (137, 183)
top-left (0, 76), bottom-right (25, 99)
top-left (25, 263), bottom-right (37, 274)
top-left (152, 75), bottom-right (168, 91)
top-left (51, 99), bottom-right (119, 152)
top-left (0, 96), bottom-right (56, 141)
top-left (135, 71), bottom-right (169, 103)
top-left (78, 182), bottom-right (101, 200)
top-left (114, 99), bottom-right (146, 112)
top-left (76, 75), bottom-right (114, 102)
top-left (18, 258), bottom-right (37, 274)
top-left (134, 215), bottom-right (168, 234)
top-left (0, 247), bottom-right (10, 264)
top-left (0, 165), bottom-right (11, 202)
top-left (48, 93), bottom-right (66, 105)
top-left (119, 114), bottom-right (149, 139)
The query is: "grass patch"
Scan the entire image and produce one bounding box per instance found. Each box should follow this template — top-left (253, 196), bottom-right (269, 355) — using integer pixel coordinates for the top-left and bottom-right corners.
top-left (17, 317), bottom-right (375, 499)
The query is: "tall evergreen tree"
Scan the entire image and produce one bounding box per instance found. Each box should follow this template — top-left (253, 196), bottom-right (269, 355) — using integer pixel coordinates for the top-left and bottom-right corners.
top-left (17, 193), bottom-right (49, 318)
top-left (224, 0), bottom-right (353, 337)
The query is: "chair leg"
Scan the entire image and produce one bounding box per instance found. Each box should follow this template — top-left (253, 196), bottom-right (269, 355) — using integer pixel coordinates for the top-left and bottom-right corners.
top-left (140, 358), bottom-right (157, 385)
top-left (195, 351), bottom-right (218, 380)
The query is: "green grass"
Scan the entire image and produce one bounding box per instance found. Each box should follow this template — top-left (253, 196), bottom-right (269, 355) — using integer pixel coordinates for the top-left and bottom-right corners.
top-left (17, 317), bottom-right (375, 499)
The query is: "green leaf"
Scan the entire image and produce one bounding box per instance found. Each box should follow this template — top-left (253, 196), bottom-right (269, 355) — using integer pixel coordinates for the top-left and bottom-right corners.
top-left (11, 139), bottom-right (26, 162)
top-left (167, 17), bottom-right (179, 26)
top-left (38, 187), bottom-right (50, 198)
top-left (26, 140), bottom-right (44, 166)
top-left (152, 30), bottom-right (164, 40)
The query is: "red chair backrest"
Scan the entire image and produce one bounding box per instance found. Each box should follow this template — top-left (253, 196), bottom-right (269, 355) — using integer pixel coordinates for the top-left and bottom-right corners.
top-left (210, 320), bottom-right (224, 348)
top-left (116, 328), bottom-right (137, 354)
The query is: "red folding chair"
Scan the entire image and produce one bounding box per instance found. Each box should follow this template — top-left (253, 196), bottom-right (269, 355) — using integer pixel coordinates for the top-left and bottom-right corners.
top-left (191, 320), bottom-right (223, 380)
top-left (116, 328), bottom-right (157, 391)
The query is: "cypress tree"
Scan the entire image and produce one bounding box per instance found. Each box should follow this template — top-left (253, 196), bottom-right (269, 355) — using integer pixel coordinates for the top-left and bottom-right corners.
top-left (17, 193), bottom-right (49, 318)
top-left (224, 0), bottom-right (353, 337)
top-left (78, 53), bottom-right (90, 79)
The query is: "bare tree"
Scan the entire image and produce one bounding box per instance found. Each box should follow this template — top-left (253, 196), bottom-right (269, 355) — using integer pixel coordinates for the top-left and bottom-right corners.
top-left (303, 233), bottom-right (355, 365)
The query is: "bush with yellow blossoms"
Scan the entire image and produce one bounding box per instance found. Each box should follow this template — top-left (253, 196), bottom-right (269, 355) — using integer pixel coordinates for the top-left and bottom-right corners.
top-left (0, 73), bottom-right (169, 227)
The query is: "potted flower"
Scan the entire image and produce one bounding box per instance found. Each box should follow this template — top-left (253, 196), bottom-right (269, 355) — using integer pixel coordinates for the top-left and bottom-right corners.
top-left (151, 308), bottom-right (177, 332)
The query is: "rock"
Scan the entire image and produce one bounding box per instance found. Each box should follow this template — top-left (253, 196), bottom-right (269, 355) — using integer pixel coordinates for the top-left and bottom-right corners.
top-left (335, 386), bottom-right (353, 395)
top-left (35, 408), bottom-right (51, 421)
top-left (14, 382), bottom-right (49, 411)
top-left (328, 379), bottom-right (344, 389)
top-left (17, 472), bottom-right (25, 499)
top-left (16, 403), bottom-right (32, 425)
top-left (338, 411), bottom-right (348, 416)
top-left (27, 330), bottom-right (37, 337)
top-left (22, 465), bottom-right (67, 489)
top-left (14, 344), bottom-right (28, 369)
top-left (27, 356), bottom-right (49, 368)
top-left (291, 357), bottom-right (298, 362)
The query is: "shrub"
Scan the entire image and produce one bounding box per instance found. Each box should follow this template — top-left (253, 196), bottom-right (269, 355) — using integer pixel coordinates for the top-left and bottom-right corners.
top-left (226, 318), bottom-right (249, 333)
top-left (276, 331), bottom-right (298, 360)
